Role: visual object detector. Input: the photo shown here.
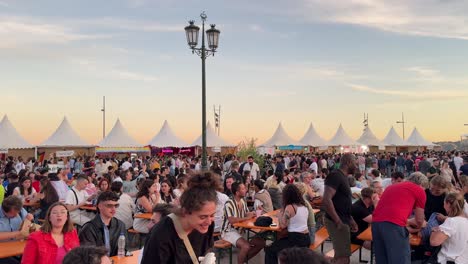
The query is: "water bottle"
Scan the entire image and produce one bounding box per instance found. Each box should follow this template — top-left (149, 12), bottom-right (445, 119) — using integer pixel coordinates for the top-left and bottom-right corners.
top-left (118, 233), bottom-right (125, 258)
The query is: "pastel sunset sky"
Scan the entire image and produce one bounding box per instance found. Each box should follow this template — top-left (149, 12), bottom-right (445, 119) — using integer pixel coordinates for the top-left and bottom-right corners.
top-left (1, 0), bottom-right (468, 146)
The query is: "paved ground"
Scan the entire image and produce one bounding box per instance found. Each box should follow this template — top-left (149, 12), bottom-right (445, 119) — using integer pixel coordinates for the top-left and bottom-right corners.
top-left (216, 235), bottom-right (373, 264)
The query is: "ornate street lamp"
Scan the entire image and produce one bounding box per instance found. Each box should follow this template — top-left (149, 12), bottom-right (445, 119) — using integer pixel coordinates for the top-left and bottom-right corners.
top-left (184, 12), bottom-right (220, 170)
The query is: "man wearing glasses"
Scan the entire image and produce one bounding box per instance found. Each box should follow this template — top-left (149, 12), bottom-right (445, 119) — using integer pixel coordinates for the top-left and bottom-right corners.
top-left (79, 191), bottom-right (128, 257)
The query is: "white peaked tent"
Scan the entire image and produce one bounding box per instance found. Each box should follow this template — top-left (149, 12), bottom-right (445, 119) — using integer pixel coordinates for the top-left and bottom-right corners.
top-left (260, 122), bottom-right (301, 147)
top-left (192, 122), bottom-right (234, 147)
top-left (406, 128), bottom-right (435, 146)
top-left (327, 124), bottom-right (358, 146)
top-left (147, 120), bottom-right (188, 148)
top-left (98, 119), bottom-right (141, 148)
top-left (382, 127), bottom-right (407, 146)
top-left (0, 115), bottom-right (33, 149)
top-left (40, 117), bottom-right (90, 147)
top-left (357, 127), bottom-right (385, 146)
top-left (299, 123), bottom-right (327, 147)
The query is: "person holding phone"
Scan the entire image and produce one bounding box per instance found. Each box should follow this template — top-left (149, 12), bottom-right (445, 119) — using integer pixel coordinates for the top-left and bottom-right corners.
top-left (65, 175), bottom-right (96, 226)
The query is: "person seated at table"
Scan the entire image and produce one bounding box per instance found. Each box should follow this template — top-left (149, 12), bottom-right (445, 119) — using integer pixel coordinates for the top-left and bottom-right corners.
top-left (223, 175), bottom-right (235, 198)
top-left (21, 202), bottom-right (80, 264)
top-left (430, 192), bottom-right (468, 263)
top-left (160, 180), bottom-right (176, 204)
top-left (12, 176), bottom-right (37, 203)
top-left (253, 179), bottom-right (273, 214)
top-left (133, 179), bottom-right (161, 234)
top-left (351, 187), bottom-right (377, 250)
top-left (65, 175), bottom-right (96, 226)
top-left (382, 171), bottom-right (405, 189)
top-left (278, 247), bottom-right (328, 264)
top-left (424, 175), bottom-right (449, 221)
top-left (214, 187), bottom-right (229, 234)
top-left (370, 180), bottom-right (384, 198)
top-left (294, 182), bottom-right (316, 244)
top-left (265, 173), bottom-right (282, 210)
top-left (301, 171), bottom-right (317, 200)
top-left (173, 175), bottom-right (187, 200)
top-left (62, 246), bottom-right (112, 264)
top-left (221, 182), bottom-right (266, 264)
top-left (137, 203), bottom-right (174, 264)
top-left (5, 172), bottom-right (19, 197)
top-left (265, 184), bottom-right (310, 264)
top-left (110, 181), bottom-right (135, 230)
top-left (97, 178), bottom-right (110, 194)
top-left (36, 178), bottom-right (59, 220)
top-left (79, 191), bottom-right (127, 257)
top-left (141, 172), bottom-right (218, 263)
top-left (0, 196), bottom-right (33, 241)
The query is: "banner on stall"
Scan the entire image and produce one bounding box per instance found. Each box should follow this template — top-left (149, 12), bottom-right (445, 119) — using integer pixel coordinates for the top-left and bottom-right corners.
top-left (0, 148), bottom-right (8, 154)
top-left (56, 150), bottom-right (75, 157)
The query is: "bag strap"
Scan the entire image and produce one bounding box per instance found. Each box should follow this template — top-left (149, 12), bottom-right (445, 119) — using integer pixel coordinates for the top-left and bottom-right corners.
top-left (168, 213), bottom-right (199, 264)
top-left (71, 188), bottom-right (79, 205)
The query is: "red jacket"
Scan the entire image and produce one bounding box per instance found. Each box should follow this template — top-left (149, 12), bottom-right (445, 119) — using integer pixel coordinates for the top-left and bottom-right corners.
top-left (21, 229), bottom-right (80, 264)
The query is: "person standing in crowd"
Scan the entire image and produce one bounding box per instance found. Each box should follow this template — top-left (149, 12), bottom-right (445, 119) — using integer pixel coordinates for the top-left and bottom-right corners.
top-left (214, 185), bottom-right (229, 233)
top-left (242, 156), bottom-right (260, 180)
top-left (405, 154), bottom-right (415, 176)
top-left (372, 172), bottom-right (428, 264)
top-left (323, 153), bottom-right (358, 264)
top-left (141, 172), bottom-right (218, 263)
top-left (221, 182), bottom-right (266, 264)
top-left (430, 192), bottom-right (468, 263)
top-left (21, 202), bottom-right (79, 264)
top-left (265, 184), bottom-right (310, 264)
top-left (79, 191), bottom-right (127, 257)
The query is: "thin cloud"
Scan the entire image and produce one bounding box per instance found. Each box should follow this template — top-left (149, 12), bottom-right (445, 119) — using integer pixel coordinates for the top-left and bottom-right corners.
top-left (0, 16), bottom-right (109, 48)
top-left (405, 66), bottom-right (443, 82)
top-left (249, 24), bottom-right (264, 32)
top-left (348, 83), bottom-right (468, 100)
top-left (74, 17), bottom-right (183, 32)
top-left (297, 0), bottom-right (468, 40)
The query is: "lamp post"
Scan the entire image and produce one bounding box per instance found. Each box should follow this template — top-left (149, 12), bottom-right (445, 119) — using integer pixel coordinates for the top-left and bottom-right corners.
top-left (396, 112), bottom-right (406, 140)
top-left (185, 12), bottom-right (220, 170)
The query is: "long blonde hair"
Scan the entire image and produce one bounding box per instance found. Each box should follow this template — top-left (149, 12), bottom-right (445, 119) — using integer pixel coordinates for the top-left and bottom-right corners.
top-left (445, 192), bottom-right (465, 217)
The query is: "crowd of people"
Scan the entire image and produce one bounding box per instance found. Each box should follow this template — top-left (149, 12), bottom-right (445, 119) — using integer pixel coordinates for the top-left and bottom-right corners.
top-left (0, 150), bottom-right (467, 264)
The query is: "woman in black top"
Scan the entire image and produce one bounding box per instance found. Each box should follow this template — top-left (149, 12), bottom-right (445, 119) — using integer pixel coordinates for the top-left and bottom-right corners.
top-left (141, 172), bottom-right (218, 264)
top-left (37, 178), bottom-right (59, 219)
top-left (160, 180), bottom-right (176, 204)
top-left (424, 175), bottom-right (448, 220)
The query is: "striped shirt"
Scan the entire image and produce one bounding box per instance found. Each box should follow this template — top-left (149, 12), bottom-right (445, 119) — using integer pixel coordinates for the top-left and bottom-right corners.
top-left (222, 198), bottom-right (248, 232)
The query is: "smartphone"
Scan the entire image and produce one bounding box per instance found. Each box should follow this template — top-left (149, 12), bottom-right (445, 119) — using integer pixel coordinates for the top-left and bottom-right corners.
top-left (270, 223), bottom-right (278, 227)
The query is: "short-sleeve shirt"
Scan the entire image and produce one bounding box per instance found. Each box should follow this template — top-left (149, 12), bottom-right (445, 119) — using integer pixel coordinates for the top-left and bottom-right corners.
top-left (324, 169), bottom-right (352, 224)
top-left (373, 182), bottom-right (426, 226)
top-left (351, 199), bottom-right (373, 239)
top-left (222, 198), bottom-right (247, 232)
top-left (437, 216), bottom-right (468, 263)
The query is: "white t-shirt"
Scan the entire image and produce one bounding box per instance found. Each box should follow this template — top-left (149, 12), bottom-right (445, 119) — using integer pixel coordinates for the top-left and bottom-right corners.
top-left (438, 216), bottom-right (468, 264)
top-left (121, 161), bottom-right (132, 171)
top-left (454, 157), bottom-right (463, 172)
top-left (214, 191), bottom-right (229, 232)
top-left (15, 162), bottom-right (25, 173)
top-left (243, 163), bottom-right (260, 180)
top-left (51, 180), bottom-right (70, 202)
top-left (114, 193), bottom-right (135, 229)
top-left (309, 162), bottom-right (318, 173)
top-left (65, 187), bottom-right (92, 225)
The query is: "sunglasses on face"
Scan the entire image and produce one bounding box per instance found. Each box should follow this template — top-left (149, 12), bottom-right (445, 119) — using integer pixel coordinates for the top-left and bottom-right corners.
top-left (102, 203), bottom-right (120, 209)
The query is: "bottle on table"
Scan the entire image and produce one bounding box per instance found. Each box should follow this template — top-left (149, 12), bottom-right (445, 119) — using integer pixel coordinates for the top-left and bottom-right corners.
top-left (118, 233), bottom-right (125, 258)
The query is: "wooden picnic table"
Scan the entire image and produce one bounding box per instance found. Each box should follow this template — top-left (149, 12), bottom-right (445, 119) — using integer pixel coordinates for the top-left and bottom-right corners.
top-left (0, 240), bottom-right (26, 258)
top-left (134, 213), bottom-right (152, 220)
top-left (79, 205), bottom-right (97, 211)
top-left (23, 201), bottom-right (40, 207)
top-left (357, 226), bottom-right (422, 264)
top-left (110, 250), bottom-right (140, 264)
top-left (233, 209), bottom-right (281, 232)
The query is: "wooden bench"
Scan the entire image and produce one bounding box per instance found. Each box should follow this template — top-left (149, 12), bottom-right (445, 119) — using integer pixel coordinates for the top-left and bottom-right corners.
top-left (214, 239), bottom-right (232, 264)
top-left (127, 228), bottom-right (147, 248)
top-left (309, 227), bottom-right (329, 253)
top-left (325, 243), bottom-right (367, 263)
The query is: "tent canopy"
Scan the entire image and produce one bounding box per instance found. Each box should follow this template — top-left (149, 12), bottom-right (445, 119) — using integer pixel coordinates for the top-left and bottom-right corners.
top-left (0, 115), bottom-right (33, 149)
top-left (98, 119), bottom-right (142, 148)
top-left (356, 127), bottom-right (385, 147)
top-left (40, 117), bottom-right (91, 147)
top-left (191, 122), bottom-right (234, 147)
top-left (299, 123), bottom-right (327, 147)
top-left (406, 128), bottom-right (435, 147)
top-left (382, 127), bottom-right (407, 146)
top-left (327, 124), bottom-right (358, 146)
top-left (147, 120), bottom-right (188, 148)
top-left (260, 122), bottom-right (301, 147)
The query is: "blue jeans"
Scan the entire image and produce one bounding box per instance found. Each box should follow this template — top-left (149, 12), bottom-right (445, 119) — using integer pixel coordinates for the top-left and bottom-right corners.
top-left (372, 222), bottom-right (410, 264)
